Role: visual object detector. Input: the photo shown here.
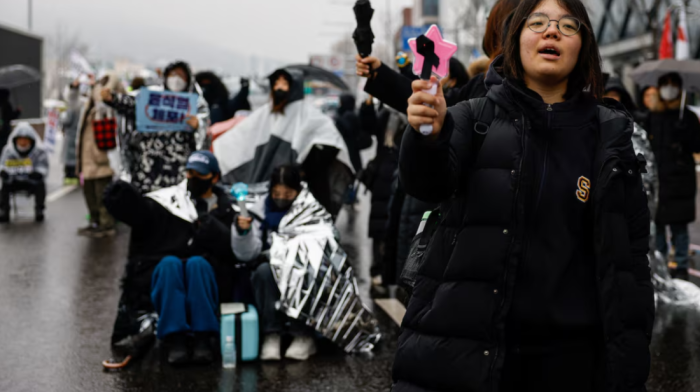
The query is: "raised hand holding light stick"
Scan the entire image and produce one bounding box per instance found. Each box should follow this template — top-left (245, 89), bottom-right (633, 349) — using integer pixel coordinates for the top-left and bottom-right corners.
top-left (407, 25), bottom-right (458, 135)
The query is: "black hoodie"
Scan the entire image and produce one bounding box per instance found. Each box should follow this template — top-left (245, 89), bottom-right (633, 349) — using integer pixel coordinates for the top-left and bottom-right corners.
top-left (493, 77), bottom-right (602, 346)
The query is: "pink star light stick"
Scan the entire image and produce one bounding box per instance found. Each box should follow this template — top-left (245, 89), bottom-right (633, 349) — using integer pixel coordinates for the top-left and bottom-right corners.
top-left (407, 25), bottom-right (458, 135)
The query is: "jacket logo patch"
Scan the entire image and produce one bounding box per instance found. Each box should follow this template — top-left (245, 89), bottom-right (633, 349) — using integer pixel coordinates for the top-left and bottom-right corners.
top-left (576, 176), bottom-right (591, 203)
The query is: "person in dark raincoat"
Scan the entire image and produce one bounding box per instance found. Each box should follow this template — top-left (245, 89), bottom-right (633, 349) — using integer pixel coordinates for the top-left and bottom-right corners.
top-left (646, 72), bottom-right (700, 280)
top-left (196, 72), bottom-right (251, 125)
top-left (334, 94), bottom-right (363, 173)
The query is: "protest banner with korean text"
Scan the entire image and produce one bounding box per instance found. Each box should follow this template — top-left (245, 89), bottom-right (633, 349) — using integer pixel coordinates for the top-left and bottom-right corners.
top-left (135, 88), bottom-right (198, 132)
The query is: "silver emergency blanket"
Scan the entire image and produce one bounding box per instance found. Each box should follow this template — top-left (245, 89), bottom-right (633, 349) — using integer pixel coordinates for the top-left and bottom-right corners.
top-left (246, 185), bottom-right (381, 353)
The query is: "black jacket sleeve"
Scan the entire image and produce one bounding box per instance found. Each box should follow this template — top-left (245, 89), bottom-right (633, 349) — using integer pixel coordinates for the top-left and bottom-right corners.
top-left (103, 180), bottom-right (154, 229)
top-left (363, 63), bottom-right (413, 114)
top-left (192, 214), bottom-right (235, 263)
top-left (618, 159), bottom-right (655, 391)
top-left (398, 102), bottom-right (475, 202)
top-left (686, 109), bottom-right (700, 153)
top-left (228, 83), bottom-right (251, 116)
top-left (457, 73), bottom-right (488, 102)
top-left (359, 101), bottom-right (378, 136)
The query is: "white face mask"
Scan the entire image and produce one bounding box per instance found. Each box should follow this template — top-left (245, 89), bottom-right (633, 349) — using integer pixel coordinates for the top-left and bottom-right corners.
top-left (659, 85), bottom-right (680, 101)
top-left (167, 76), bottom-right (187, 92)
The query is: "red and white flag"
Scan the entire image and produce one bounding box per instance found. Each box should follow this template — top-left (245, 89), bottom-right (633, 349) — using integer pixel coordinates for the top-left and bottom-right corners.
top-left (676, 4), bottom-right (690, 60)
top-left (659, 10), bottom-right (674, 59)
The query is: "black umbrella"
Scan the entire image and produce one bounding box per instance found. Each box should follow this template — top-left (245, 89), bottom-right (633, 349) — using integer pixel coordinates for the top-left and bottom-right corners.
top-left (285, 64), bottom-right (351, 92)
top-left (352, 0), bottom-right (374, 58)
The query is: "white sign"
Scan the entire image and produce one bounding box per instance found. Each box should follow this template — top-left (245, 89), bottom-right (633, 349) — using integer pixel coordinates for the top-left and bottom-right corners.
top-left (309, 55), bottom-right (346, 73)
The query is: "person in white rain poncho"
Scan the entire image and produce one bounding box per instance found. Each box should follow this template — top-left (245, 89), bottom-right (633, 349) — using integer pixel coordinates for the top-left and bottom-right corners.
top-left (213, 68), bottom-right (354, 217)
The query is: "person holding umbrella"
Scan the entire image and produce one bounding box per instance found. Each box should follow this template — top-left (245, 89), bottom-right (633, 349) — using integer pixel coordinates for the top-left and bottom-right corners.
top-left (0, 89), bottom-right (22, 151)
top-left (646, 72), bottom-right (700, 280)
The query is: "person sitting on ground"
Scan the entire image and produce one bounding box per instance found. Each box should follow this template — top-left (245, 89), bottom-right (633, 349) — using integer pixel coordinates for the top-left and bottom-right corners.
top-left (104, 150), bottom-right (238, 365)
top-left (232, 165), bottom-right (319, 361)
top-left (0, 122), bottom-right (48, 223)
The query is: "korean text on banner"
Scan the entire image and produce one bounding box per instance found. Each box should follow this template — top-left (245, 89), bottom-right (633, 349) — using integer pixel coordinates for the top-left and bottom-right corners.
top-left (135, 88), bottom-right (199, 133)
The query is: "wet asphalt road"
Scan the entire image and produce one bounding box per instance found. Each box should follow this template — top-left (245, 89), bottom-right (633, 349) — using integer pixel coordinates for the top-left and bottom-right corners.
top-left (2, 144), bottom-right (700, 391)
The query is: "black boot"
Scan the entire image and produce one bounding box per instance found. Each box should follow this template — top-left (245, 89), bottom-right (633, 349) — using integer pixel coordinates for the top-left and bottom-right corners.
top-left (0, 208), bottom-right (9, 223)
top-left (35, 209), bottom-right (44, 223)
top-left (192, 332), bottom-right (215, 364)
top-left (164, 333), bottom-right (190, 365)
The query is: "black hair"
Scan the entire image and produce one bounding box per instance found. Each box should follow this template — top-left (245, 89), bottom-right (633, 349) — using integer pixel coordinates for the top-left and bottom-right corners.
top-left (448, 58), bottom-right (470, 89)
top-left (196, 71), bottom-right (231, 105)
top-left (604, 75), bottom-right (638, 112)
top-left (270, 165), bottom-right (302, 192)
top-left (503, 0), bottom-right (603, 99)
top-left (163, 60), bottom-right (193, 92)
top-left (130, 77), bottom-right (146, 91)
top-left (658, 72), bottom-right (683, 88)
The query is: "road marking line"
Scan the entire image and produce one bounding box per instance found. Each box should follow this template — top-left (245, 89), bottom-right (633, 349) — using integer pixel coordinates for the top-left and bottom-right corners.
top-left (47, 185), bottom-right (78, 203)
top-left (375, 298), bottom-right (406, 326)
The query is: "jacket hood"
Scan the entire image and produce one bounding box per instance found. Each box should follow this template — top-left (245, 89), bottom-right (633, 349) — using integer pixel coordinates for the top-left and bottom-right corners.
top-left (338, 94), bottom-right (355, 115)
top-left (485, 55), bottom-right (598, 125)
top-left (6, 122), bottom-right (42, 157)
top-left (604, 76), bottom-right (638, 113)
top-left (195, 71), bottom-right (230, 104)
top-left (268, 68), bottom-right (304, 105)
top-left (164, 60), bottom-right (195, 93)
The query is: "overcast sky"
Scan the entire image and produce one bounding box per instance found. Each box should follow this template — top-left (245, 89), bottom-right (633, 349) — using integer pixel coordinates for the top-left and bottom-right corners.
top-left (0, 0), bottom-right (413, 73)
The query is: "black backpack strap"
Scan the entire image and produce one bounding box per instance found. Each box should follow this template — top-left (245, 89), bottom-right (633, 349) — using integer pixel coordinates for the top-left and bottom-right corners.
top-left (468, 97), bottom-right (496, 163)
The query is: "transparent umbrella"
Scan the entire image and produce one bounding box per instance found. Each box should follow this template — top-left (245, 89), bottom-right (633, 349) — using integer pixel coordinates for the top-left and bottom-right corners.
top-left (0, 65), bottom-right (41, 89)
top-left (630, 59), bottom-right (700, 91)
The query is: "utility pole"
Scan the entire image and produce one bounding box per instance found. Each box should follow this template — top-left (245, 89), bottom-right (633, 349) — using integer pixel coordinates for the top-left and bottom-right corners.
top-left (386, 0), bottom-right (393, 61)
top-left (28, 0), bottom-right (33, 31)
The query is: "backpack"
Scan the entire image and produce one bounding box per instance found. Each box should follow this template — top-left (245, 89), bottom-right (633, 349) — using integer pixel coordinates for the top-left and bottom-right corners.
top-left (399, 97), bottom-right (497, 293)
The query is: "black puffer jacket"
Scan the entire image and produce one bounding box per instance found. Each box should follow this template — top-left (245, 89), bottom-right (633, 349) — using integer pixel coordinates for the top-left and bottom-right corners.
top-left (393, 61), bottom-right (654, 391)
top-left (646, 108), bottom-right (700, 225)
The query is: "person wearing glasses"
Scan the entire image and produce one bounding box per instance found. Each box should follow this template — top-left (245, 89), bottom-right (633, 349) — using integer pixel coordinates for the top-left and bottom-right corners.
top-left (392, 0), bottom-right (653, 391)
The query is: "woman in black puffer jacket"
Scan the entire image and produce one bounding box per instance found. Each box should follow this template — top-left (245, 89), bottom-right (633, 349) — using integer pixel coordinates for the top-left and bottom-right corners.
top-left (393, 0), bottom-right (653, 391)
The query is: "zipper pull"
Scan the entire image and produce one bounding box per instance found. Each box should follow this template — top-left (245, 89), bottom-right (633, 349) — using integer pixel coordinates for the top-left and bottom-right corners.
top-left (546, 104), bottom-right (553, 112)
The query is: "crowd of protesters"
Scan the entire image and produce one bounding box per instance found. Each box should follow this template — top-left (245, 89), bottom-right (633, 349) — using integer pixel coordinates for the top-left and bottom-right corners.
top-left (3, 0), bottom-right (700, 389)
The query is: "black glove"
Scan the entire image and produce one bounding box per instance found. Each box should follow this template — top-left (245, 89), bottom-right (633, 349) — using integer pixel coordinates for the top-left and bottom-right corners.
top-left (0, 171), bottom-right (8, 180)
top-left (192, 214), bottom-right (229, 252)
top-left (240, 78), bottom-right (250, 89)
top-left (29, 172), bottom-right (43, 180)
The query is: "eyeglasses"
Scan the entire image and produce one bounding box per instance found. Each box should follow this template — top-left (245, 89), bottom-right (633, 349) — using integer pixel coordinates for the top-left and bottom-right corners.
top-left (525, 13), bottom-right (581, 36)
